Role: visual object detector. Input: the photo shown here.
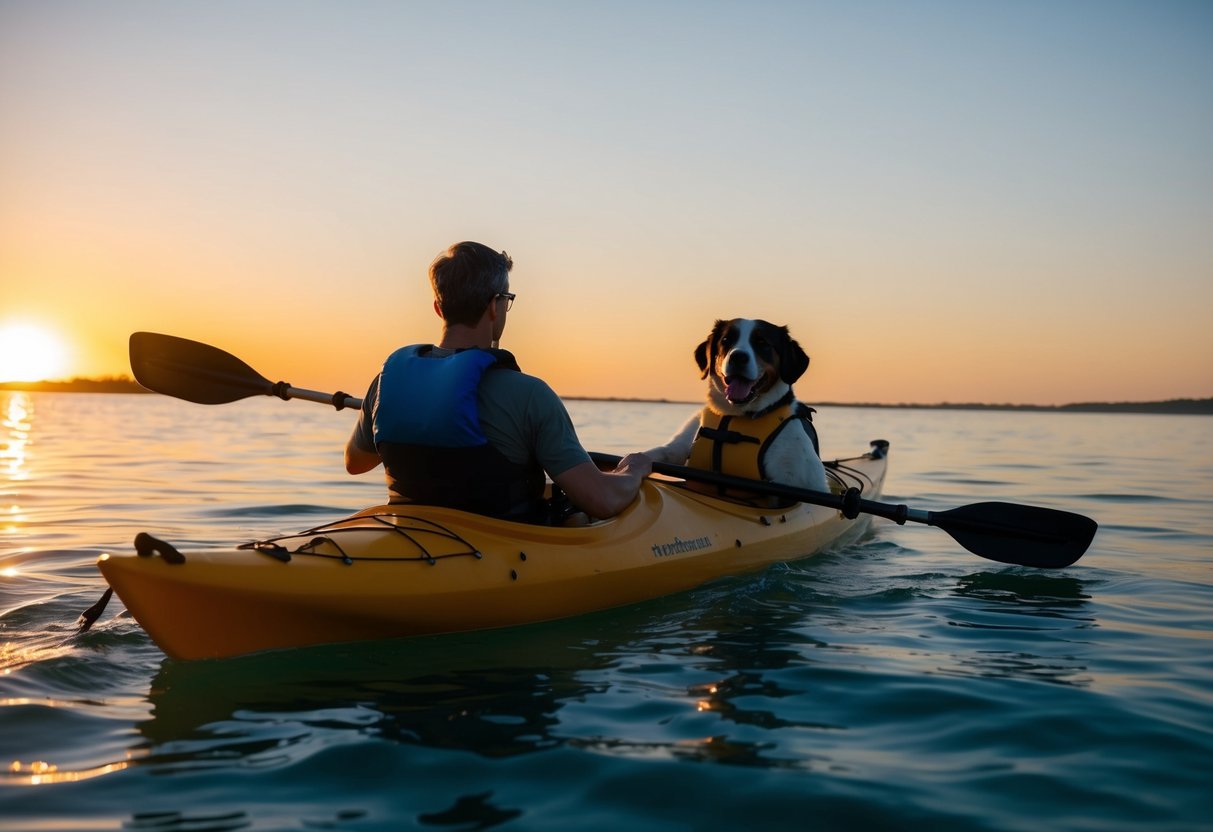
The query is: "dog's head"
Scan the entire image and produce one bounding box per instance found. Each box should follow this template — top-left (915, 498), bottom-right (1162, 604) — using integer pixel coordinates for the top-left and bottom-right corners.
top-left (694, 319), bottom-right (809, 415)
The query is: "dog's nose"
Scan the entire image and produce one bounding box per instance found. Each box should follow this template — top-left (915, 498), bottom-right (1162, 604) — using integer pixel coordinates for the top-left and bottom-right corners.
top-left (724, 351), bottom-right (752, 375)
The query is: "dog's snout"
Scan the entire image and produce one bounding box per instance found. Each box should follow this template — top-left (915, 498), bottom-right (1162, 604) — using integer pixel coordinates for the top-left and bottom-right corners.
top-left (724, 349), bottom-right (753, 377)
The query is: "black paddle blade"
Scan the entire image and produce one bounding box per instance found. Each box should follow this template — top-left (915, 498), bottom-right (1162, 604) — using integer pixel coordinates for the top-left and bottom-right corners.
top-left (129, 332), bottom-right (274, 404)
top-left (929, 502), bottom-right (1097, 568)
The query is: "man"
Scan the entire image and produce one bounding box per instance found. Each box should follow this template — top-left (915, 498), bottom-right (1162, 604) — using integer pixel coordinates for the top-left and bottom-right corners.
top-left (345, 241), bottom-right (651, 522)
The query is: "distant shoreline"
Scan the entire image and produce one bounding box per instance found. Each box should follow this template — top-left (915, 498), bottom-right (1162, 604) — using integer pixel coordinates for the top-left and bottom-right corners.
top-left (1, 377), bottom-right (154, 395)
top-left (811, 398), bottom-right (1213, 415)
top-left (3, 378), bottom-right (1210, 415)
top-left (565, 396), bottom-right (1213, 415)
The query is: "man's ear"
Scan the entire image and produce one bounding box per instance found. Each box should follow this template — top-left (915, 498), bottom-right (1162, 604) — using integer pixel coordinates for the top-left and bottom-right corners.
top-left (433, 299), bottom-right (445, 320)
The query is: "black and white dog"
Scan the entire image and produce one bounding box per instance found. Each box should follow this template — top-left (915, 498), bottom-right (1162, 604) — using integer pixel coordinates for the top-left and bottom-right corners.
top-left (646, 318), bottom-right (827, 493)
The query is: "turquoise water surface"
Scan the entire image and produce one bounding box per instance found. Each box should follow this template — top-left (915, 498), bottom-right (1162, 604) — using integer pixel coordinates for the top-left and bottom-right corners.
top-left (2, 392), bottom-right (1211, 831)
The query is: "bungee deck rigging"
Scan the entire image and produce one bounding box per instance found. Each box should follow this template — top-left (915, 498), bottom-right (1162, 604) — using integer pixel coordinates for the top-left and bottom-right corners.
top-left (238, 514), bottom-right (488, 566)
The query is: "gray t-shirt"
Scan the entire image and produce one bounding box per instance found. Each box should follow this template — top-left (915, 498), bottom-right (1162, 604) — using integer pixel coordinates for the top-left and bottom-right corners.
top-left (351, 350), bottom-right (590, 480)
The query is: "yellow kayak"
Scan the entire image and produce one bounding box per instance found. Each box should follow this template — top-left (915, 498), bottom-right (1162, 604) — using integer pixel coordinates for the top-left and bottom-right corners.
top-left (98, 444), bottom-right (888, 660)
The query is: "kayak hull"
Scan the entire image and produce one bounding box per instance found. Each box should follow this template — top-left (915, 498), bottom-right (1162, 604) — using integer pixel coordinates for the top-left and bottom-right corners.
top-left (98, 446), bottom-right (887, 660)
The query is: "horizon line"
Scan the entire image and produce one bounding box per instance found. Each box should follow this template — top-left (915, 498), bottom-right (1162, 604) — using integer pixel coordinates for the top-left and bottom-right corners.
top-left (1, 377), bottom-right (1210, 414)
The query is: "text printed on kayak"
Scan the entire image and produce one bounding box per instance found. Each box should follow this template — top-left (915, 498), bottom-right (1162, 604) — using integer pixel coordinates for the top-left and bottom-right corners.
top-left (651, 535), bottom-right (713, 558)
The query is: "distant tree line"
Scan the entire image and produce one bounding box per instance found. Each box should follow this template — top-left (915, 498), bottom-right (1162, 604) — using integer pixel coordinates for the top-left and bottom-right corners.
top-left (817, 398), bottom-right (1213, 415)
top-left (0, 376), bottom-right (149, 394)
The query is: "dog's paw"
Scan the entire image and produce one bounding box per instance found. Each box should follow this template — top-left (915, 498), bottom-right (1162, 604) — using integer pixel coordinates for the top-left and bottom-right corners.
top-left (641, 445), bottom-right (686, 465)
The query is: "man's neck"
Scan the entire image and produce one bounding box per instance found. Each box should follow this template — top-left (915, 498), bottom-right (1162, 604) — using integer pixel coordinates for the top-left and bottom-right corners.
top-left (438, 324), bottom-right (494, 351)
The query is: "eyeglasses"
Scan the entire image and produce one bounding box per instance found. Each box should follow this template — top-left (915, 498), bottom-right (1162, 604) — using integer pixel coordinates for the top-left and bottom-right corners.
top-left (496, 292), bottom-right (516, 311)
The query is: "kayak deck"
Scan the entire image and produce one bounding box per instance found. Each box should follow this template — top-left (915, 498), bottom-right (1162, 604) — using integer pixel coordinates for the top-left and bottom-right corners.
top-left (98, 444), bottom-right (888, 660)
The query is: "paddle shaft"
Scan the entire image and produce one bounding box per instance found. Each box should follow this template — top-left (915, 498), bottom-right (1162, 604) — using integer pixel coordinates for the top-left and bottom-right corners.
top-left (591, 451), bottom-right (920, 523)
top-left (276, 384), bottom-right (362, 410)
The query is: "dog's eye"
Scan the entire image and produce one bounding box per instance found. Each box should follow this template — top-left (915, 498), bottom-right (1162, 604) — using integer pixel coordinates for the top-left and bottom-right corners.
top-left (753, 335), bottom-right (776, 361)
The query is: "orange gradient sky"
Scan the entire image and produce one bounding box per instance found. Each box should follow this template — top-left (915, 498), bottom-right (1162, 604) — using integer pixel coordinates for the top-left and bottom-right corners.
top-left (2, 2), bottom-right (1211, 405)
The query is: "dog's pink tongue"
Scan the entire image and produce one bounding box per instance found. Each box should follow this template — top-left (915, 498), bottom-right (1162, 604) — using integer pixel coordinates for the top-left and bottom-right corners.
top-left (725, 378), bottom-right (756, 402)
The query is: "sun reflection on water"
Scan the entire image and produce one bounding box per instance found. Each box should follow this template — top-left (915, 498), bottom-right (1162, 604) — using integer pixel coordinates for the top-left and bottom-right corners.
top-left (6, 758), bottom-right (132, 785)
top-left (2, 392), bottom-right (32, 483)
top-left (2, 394), bottom-right (31, 536)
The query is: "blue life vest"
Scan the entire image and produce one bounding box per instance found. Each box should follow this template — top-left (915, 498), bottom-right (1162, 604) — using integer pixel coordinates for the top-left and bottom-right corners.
top-left (372, 345), bottom-right (547, 522)
top-left (374, 345), bottom-right (499, 448)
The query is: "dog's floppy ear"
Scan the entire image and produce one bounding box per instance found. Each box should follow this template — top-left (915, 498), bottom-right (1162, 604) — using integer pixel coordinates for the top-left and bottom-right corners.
top-left (695, 320), bottom-right (728, 379)
top-left (694, 339), bottom-right (711, 379)
top-left (779, 328), bottom-right (810, 384)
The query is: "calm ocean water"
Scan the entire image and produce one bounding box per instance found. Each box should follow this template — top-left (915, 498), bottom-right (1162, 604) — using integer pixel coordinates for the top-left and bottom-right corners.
top-left (2, 392), bottom-right (1211, 831)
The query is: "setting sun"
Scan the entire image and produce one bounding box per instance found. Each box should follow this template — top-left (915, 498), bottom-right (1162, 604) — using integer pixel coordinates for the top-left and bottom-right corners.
top-left (0, 322), bottom-right (70, 383)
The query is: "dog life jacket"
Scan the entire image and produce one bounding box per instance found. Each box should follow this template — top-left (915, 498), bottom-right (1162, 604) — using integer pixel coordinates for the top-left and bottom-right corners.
top-left (688, 399), bottom-right (820, 490)
top-left (373, 344), bottom-right (547, 521)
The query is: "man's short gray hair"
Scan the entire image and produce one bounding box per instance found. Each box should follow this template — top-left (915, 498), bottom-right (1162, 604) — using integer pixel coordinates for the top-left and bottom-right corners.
top-left (429, 242), bottom-right (513, 327)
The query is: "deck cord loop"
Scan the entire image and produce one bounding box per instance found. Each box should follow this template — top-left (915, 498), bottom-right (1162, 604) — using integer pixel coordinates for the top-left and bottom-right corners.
top-left (241, 513), bottom-right (479, 564)
top-left (134, 532), bottom-right (185, 564)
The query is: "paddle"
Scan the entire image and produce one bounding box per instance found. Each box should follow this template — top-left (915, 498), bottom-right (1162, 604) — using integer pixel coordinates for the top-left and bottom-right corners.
top-left (128, 331), bottom-right (1096, 568)
top-left (129, 331), bottom-right (361, 410)
top-left (590, 452), bottom-right (1094, 568)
